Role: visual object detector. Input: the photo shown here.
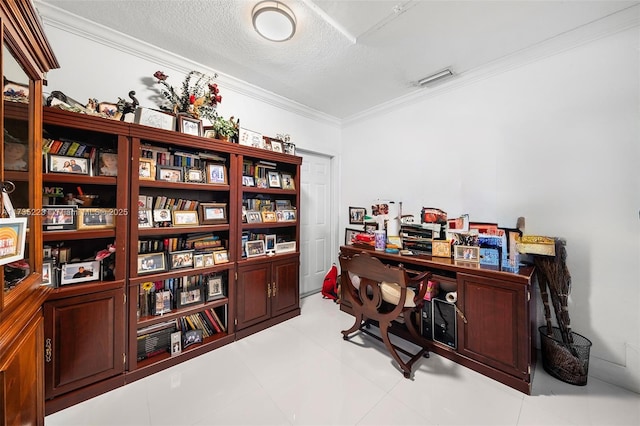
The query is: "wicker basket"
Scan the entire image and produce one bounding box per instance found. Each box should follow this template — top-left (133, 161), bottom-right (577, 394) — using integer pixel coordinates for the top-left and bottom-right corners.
top-left (539, 326), bottom-right (592, 386)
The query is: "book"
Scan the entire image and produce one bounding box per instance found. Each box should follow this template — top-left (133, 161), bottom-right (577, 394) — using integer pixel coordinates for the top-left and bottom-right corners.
top-left (210, 308), bottom-right (226, 332)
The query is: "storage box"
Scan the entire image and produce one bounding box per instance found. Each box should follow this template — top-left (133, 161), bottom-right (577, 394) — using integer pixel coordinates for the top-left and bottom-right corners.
top-left (134, 107), bottom-right (176, 131)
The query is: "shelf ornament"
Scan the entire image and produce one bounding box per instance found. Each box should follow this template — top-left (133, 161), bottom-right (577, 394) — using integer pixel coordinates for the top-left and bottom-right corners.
top-left (153, 70), bottom-right (222, 123)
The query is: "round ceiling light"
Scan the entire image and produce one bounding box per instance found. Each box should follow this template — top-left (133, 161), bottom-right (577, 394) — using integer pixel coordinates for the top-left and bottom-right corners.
top-left (252, 1), bottom-right (296, 42)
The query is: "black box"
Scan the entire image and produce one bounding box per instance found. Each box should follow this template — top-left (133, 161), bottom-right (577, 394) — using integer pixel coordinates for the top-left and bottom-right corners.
top-left (433, 298), bottom-right (457, 349)
top-left (421, 300), bottom-right (433, 340)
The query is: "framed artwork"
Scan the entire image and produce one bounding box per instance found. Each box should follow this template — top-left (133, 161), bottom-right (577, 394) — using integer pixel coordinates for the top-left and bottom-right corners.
top-left (138, 209), bottom-right (153, 228)
top-left (97, 102), bottom-right (120, 119)
top-left (207, 163), bottom-right (227, 184)
top-left (271, 140), bottom-right (283, 153)
top-left (156, 165), bottom-right (183, 182)
top-left (364, 222), bottom-right (377, 235)
top-left (48, 154), bottom-right (89, 175)
top-left (199, 202), bottom-right (227, 225)
top-left (172, 210), bottom-right (199, 226)
top-left (280, 209), bottom-right (296, 222)
top-left (185, 167), bottom-right (205, 183)
top-left (239, 128), bottom-right (264, 148)
top-left (246, 240), bottom-right (265, 258)
top-left (0, 217), bottom-right (27, 266)
top-left (41, 259), bottom-right (54, 287)
top-left (206, 275), bottom-right (224, 301)
top-left (246, 211), bottom-right (262, 223)
top-left (431, 240), bottom-right (452, 258)
top-left (77, 208), bottom-right (115, 230)
top-left (98, 151), bottom-right (118, 176)
top-left (203, 129), bottom-right (216, 139)
top-left (177, 286), bottom-right (203, 309)
top-left (152, 209), bottom-right (172, 225)
top-left (138, 158), bottom-right (156, 181)
top-left (213, 250), bottom-right (229, 265)
top-left (454, 245), bottom-right (480, 262)
top-left (203, 252), bottom-right (214, 267)
top-left (261, 210), bottom-right (277, 223)
top-left (265, 234), bottom-right (276, 253)
top-left (178, 115), bottom-right (203, 137)
top-left (280, 173), bottom-right (295, 190)
top-left (275, 241), bottom-right (296, 254)
top-left (169, 250), bottom-right (194, 269)
top-left (283, 142), bottom-right (296, 155)
top-left (344, 228), bottom-right (360, 246)
top-left (194, 254), bottom-right (204, 268)
top-left (42, 205), bottom-right (77, 231)
top-left (242, 176), bottom-right (255, 187)
top-left (60, 260), bottom-right (100, 286)
top-left (171, 331), bottom-right (182, 357)
top-left (349, 207), bottom-right (366, 225)
top-left (267, 170), bottom-right (281, 188)
top-left (263, 139), bottom-right (272, 151)
top-left (154, 290), bottom-right (172, 315)
top-left (137, 252), bottom-right (167, 275)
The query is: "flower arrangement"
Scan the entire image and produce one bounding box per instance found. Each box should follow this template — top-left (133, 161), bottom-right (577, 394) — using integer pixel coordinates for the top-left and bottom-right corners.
top-left (153, 70), bottom-right (222, 122)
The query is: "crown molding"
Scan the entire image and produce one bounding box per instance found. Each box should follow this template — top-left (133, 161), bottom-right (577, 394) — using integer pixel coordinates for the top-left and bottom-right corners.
top-left (34, 1), bottom-right (341, 127)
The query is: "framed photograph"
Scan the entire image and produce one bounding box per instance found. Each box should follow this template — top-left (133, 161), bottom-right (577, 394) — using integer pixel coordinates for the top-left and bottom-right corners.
top-left (199, 202), bottom-right (227, 225)
top-left (275, 241), bottom-right (296, 254)
top-left (242, 176), bottom-right (255, 187)
top-left (169, 250), bottom-right (194, 269)
top-left (203, 252), bottom-right (214, 267)
top-left (265, 234), bottom-right (276, 253)
top-left (153, 209), bottom-right (172, 225)
top-left (43, 246), bottom-right (52, 259)
top-left (206, 275), bottom-right (225, 301)
top-left (137, 252), bottom-right (167, 275)
top-left (364, 222), bottom-right (377, 235)
top-left (171, 331), bottom-right (182, 357)
top-left (138, 209), bottom-right (153, 228)
top-left (48, 154), bottom-right (89, 175)
top-left (345, 228), bottom-right (360, 246)
top-left (213, 250), bottom-right (229, 265)
top-left (454, 245), bottom-right (480, 263)
top-left (98, 151), bottom-right (118, 176)
top-left (349, 207), bottom-right (366, 225)
top-left (0, 217), bottom-right (27, 266)
top-left (281, 173), bottom-right (295, 190)
top-left (246, 211), bottom-right (262, 223)
top-left (283, 142), bottom-right (296, 155)
top-left (239, 128), bottom-right (264, 148)
top-left (60, 260), bottom-right (100, 286)
top-left (280, 209), bottom-right (296, 222)
top-left (480, 247), bottom-right (501, 266)
top-left (263, 139), bottom-right (272, 151)
top-left (271, 140), bottom-right (283, 153)
top-left (41, 259), bottom-right (54, 287)
top-left (3, 141), bottom-right (27, 171)
top-left (275, 199), bottom-right (292, 210)
top-left (194, 254), bottom-right (204, 268)
top-left (206, 163), bottom-right (227, 184)
top-left (77, 208), bottom-right (115, 230)
top-left (177, 286), bottom-right (203, 309)
top-left (172, 210), bottom-right (199, 227)
top-left (154, 290), bottom-right (171, 315)
top-left (42, 205), bottom-right (77, 231)
top-left (261, 210), bottom-right (277, 223)
top-left (246, 240), bottom-right (265, 258)
top-left (182, 329), bottom-right (203, 349)
top-left (203, 129), bottom-right (216, 139)
top-left (178, 115), bottom-right (203, 137)
top-left (138, 158), bottom-right (156, 181)
top-left (185, 167), bottom-right (205, 183)
top-left (267, 170), bottom-right (281, 188)
top-left (156, 165), bottom-right (183, 182)
top-left (431, 240), bottom-right (452, 258)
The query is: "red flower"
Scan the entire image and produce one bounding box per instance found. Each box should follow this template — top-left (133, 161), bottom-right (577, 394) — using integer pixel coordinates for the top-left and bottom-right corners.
top-left (189, 94), bottom-right (196, 104)
top-left (215, 95), bottom-right (222, 103)
top-left (154, 71), bottom-right (168, 81)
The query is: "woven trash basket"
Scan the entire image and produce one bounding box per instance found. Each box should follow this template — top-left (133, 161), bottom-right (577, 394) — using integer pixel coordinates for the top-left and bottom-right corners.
top-left (539, 326), bottom-right (592, 386)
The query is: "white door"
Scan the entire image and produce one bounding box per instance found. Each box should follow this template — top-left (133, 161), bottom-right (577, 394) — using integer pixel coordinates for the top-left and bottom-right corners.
top-left (299, 150), bottom-right (333, 296)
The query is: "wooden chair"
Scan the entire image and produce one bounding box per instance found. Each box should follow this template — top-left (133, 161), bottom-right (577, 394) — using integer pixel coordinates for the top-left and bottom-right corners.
top-left (339, 251), bottom-right (432, 378)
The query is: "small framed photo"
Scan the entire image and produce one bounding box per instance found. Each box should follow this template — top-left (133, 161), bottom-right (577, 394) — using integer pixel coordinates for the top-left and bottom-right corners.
top-left (3, 141), bottom-right (28, 171)
top-left (178, 115), bottom-right (203, 137)
top-left (213, 250), bottom-right (229, 265)
top-left (169, 250), bottom-right (194, 269)
top-left (0, 217), bottom-right (27, 266)
top-left (97, 102), bottom-right (120, 119)
top-left (242, 176), bottom-right (255, 187)
top-left (283, 142), bottom-right (296, 155)
top-left (171, 331), bottom-right (182, 356)
top-left (275, 241), bottom-right (296, 254)
top-left (267, 171), bottom-right (281, 188)
top-left (454, 245), bottom-right (480, 262)
top-left (203, 252), bottom-right (215, 267)
top-left (172, 210), bottom-right (199, 226)
top-left (199, 202), bottom-right (227, 225)
top-left (156, 165), bottom-right (183, 182)
top-left (77, 208), bottom-right (115, 230)
top-left (60, 260), bottom-right (100, 286)
top-left (194, 254), bottom-right (204, 268)
top-left (183, 329), bottom-right (203, 349)
top-left (137, 252), bottom-right (167, 275)
top-left (271, 140), bottom-right (283, 153)
top-left (349, 207), bottom-right (366, 225)
top-left (275, 199), bottom-right (292, 210)
top-left (41, 259), bottom-right (55, 287)
top-left (138, 209), bottom-right (153, 228)
top-left (48, 154), bottom-right (89, 175)
top-left (138, 158), bottom-right (156, 181)
top-left (261, 210), bottom-right (277, 223)
top-left (265, 234), bottom-right (276, 253)
top-left (345, 228), bottom-right (360, 246)
top-left (279, 209), bottom-right (296, 222)
top-left (364, 222), bottom-right (377, 234)
top-left (206, 275), bottom-right (225, 301)
top-left (246, 211), bottom-right (262, 223)
top-left (480, 247), bottom-right (500, 266)
top-left (43, 205), bottom-right (77, 231)
top-left (431, 240), bottom-right (452, 258)
top-left (185, 167), bottom-right (205, 183)
top-left (98, 151), bottom-right (118, 176)
top-left (154, 290), bottom-right (172, 315)
top-left (281, 173), bottom-right (295, 190)
top-left (203, 129), bottom-right (216, 139)
top-left (207, 163), bottom-right (227, 184)
top-left (153, 209), bottom-right (172, 225)
top-left (43, 246), bottom-right (52, 259)
top-left (246, 240), bottom-right (265, 258)
top-left (177, 286), bottom-right (203, 309)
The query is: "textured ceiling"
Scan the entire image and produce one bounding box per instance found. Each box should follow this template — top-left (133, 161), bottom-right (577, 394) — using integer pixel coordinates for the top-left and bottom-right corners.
top-left (38, 0), bottom-right (638, 119)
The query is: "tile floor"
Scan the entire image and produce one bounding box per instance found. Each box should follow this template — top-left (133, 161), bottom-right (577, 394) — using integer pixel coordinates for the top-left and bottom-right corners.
top-left (46, 294), bottom-right (639, 426)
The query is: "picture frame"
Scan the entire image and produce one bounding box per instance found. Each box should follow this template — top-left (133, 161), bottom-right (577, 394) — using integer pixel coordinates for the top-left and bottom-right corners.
top-left (206, 275), bottom-right (225, 301)
top-left (172, 210), bottom-right (199, 227)
top-left (203, 129), bottom-right (217, 139)
top-left (283, 142), bottom-right (296, 155)
top-left (0, 217), bottom-right (27, 266)
top-left (345, 228), bottom-right (360, 246)
top-left (267, 170), bottom-right (281, 188)
top-left (275, 199), bottom-right (292, 210)
top-left (203, 252), bottom-right (215, 267)
top-left (137, 209), bottom-right (153, 228)
top-left (60, 260), bottom-right (100, 286)
top-left (454, 245), bottom-right (480, 262)
top-left (137, 252), bottom-right (167, 275)
top-left (3, 141), bottom-right (28, 171)
top-left (206, 163), bottom-right (227, 184)
top-left (170, 331), bottom-right (182, 356)
top-left (479, 247), bottom-right (500, 266)
top-left (280, 173), bottom-right (295, 190)
top-left (97, 102), bottom-right (120, 119)
top-left (275, 241), bottom-right (296, 254)
top-left (199, 202), bottom-right (227, 225)
top-left (261, 210), bottom-right (277, 223)
top-left (98, 151), bottom-right (118, 176)
top-left (194, 254), bottom-right (204, 268)
top-left (177, 286), bottom-right (203, 309)
top-left (182, 329), bottom-right (203, 349)
top-left (263, 139), bottom-right (272, 151)
top-left (431, 240), bottom-right (452, 258)
top-left (154, 290), bottom-right (171, 315)
top-left (152, 209), bottom-right (172, 225)
top-left (156, 165), bottom-right (183, 183)
top-left (213, 250), bottom-right (229, 265)
top-left (279, 209), bottom-right (296, 222)
top-left (265, 234), bottom-right (276, 253)
top-left (185, 167), bottom-right (205, 183)
top-left (349, 207), bottom-right (366, 225)
top-left (42, 205), bottom-right (77, 231)
top-left (242, 176), bottom-right (255, 187)
top-left (178, 115), bottom-right (203, 137)
top-left (41, 259), bottom-right (54, 287)
top-left (138, 158), bottom-right (156, 181)
top-left (169, 250), bottom-right (194, 269)
top-left (271, 140), bottom-right (283, 153)
top-left (246, 211), bottom-right (262, 223)
top-left (239, 128), bottom-right (264, 148)
top-left (134, 107), bottom-right (175, 131)
top-left (48, 154), bottom-right (89, 175)
top-left (246, 240), bottom-right (265, 258)
top-left (77, 208), bottom-right (115, 230)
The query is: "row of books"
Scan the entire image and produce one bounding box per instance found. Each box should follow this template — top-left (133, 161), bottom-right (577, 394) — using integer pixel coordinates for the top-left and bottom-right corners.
top-left (43, 137), bottom-right (98, 159)
top-left (138, 194), bottom-right (201, 212)
top-left (141, 144), bottom-right (226, 167)
top-left (242, 159), bottom-right (277, 177)
top-left (244, 198), bottom-right (293, 212)
top-left (178, 307), bottom-right (227, 338)
top-left (137, 234), bottom-right (223, 254)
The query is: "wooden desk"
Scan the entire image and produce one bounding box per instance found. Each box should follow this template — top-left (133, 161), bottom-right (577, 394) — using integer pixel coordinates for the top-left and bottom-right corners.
top-left (339, 245), bottom-right (536, 394)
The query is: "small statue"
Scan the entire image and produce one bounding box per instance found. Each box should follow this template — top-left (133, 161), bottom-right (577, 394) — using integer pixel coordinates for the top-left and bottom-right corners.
top-left (117, 91), bottom-right (139, 121)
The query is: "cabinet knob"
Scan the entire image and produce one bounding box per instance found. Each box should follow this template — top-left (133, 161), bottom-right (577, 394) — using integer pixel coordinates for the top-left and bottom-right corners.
top-left (267, 282), bottom-right (271, 298)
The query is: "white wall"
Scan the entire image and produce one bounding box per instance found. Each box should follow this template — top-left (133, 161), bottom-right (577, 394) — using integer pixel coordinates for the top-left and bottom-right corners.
top-left (342, 27), bottom-right (640, 392)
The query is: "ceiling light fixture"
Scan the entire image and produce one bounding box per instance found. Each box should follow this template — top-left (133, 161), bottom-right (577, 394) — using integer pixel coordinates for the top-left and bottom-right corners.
top-left (252, 1), bottom-right (297, 42)
top-left (418, 69), bottom-right (454, 86)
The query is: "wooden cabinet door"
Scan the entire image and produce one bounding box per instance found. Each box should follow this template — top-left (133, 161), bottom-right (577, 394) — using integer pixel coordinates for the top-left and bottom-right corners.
top-left (44, 288), bottom-right (125, 399)
top-left (457, 273), bottom-right (530, 379)
top-left (271, 257), bottom-right (299, 318)
top-left (236, 263), bottom-right (271, 330)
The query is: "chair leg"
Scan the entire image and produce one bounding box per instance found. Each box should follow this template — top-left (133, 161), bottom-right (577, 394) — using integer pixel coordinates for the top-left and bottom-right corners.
top-left (405, 310), bottom-right (430, 358)
top-left (379, 321), bottom-right (412, 378)
top-left (342, 312), bottom-right (364, 340)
